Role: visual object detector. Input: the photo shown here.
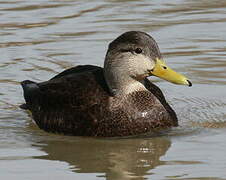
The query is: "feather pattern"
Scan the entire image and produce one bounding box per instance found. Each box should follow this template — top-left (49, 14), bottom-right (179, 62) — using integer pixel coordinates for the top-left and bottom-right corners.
top-left (21, 65), bottom-right (177, 137)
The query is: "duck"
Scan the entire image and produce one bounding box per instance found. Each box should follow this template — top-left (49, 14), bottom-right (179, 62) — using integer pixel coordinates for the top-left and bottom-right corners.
top-left (20, 31), bottom-right (192, 137)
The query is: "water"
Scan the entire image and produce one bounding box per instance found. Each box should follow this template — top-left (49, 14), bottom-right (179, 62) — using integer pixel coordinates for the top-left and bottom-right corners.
top-left (0, 0), bottom-right (226, 179)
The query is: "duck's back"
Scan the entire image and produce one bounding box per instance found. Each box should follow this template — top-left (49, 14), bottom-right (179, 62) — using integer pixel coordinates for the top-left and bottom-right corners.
top-left (21, 65), bottom-right (112, 136)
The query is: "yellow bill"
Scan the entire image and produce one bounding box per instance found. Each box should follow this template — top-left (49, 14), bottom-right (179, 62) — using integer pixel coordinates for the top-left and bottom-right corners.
top-left (151, 58), bottom-right (192, 87)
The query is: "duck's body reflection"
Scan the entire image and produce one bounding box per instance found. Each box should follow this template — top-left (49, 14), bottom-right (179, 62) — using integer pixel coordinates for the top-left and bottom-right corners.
top-left (35, 135), bottom-right (171, 179)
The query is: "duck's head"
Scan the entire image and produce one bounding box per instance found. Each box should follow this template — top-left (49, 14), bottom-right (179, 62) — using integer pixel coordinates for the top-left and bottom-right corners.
top-left (104, 31), bottom-right (192, 95)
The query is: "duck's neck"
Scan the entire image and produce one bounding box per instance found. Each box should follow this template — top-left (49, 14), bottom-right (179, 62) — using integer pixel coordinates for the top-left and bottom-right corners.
top-left (104, 54), bottom-right (146, 96)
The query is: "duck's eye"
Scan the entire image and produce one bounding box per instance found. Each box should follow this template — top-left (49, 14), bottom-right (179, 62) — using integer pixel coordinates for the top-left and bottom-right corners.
top-left (163, 66), bottom-right (167, 69)
top-left (135, 48), bottom-right (142, 54)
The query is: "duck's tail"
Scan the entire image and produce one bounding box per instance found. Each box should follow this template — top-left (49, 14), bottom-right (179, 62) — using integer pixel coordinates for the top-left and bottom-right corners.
top-left (20, 80), bottom-right (39, 110)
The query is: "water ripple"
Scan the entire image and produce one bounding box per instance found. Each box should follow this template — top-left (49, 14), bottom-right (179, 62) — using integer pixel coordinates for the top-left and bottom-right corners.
top-left (3, 3), bottom-right (69, 11)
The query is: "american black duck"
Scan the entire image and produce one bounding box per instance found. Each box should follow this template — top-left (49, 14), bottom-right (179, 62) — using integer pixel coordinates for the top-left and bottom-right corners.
top-left (21, 31), bottom-right (192, 137)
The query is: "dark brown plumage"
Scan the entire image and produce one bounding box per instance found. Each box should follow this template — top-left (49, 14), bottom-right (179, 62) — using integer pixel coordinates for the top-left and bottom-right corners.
top-left (21, 65), bottom-right (177, 137)
top-left (20, 31), bottom-right (182, 137)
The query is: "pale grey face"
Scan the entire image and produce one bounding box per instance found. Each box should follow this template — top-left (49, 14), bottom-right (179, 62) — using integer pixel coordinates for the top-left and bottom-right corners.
top-left (104, 31), bottom-right (192, 95)
top-left (105, 31), bottom-right (162, 80)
